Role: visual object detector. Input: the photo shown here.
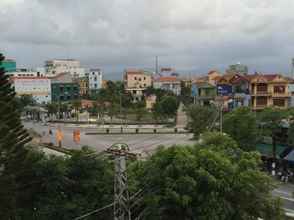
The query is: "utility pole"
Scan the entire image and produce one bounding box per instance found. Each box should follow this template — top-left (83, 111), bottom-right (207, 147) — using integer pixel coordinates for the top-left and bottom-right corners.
top-left (220, 103), bottom-right (223, 134)
top-left (106, 143), bottom-right (136, 220)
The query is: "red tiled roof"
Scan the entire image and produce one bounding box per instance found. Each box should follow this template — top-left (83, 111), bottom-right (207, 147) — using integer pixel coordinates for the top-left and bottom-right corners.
top-left (247, 74), bottom-right (280, 81)
top-left (208, 70), bottom-right (218, 75)
top-left (156, 76), bottom-right (179, 82)
top-left (125, 69), bottom-right (144, 75)
top-left (229, 74), bottom-right (250, 83)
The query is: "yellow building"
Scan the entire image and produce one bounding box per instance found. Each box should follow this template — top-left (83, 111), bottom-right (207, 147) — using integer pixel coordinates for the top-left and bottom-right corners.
top-left (124, 69), bottom-right (152, 102)
top-left (250, 74), bottom-right (290, 110)
top-left (77, 77), bottom-right (89, 97)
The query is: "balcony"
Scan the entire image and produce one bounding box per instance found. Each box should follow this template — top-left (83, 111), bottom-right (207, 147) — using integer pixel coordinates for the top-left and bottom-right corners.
top-left (272, 92), bottom-right (291, 98)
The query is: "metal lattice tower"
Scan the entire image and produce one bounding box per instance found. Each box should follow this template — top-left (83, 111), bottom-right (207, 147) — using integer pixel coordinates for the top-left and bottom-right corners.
top-left (106, 143), bottom-right (136, 220)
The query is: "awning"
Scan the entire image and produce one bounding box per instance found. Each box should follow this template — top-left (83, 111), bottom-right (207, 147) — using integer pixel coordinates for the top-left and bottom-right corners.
top-left (256, 143), bottom-right (288, 158)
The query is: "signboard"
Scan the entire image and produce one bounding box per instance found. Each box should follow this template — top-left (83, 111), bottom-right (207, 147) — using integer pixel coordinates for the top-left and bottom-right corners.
top-left (217, 84), bottom-right (232, 96)
top-left (191, 84), bottom-right (198, 97)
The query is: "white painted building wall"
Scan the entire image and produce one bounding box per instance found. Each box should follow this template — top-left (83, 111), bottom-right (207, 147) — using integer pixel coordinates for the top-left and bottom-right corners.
top-left (88, 69), bottom-right (102, 91)
top-left (45, 59), bottom-right (85, 77)
top-left (13, 77), bottom-right (52, 104)
top-left (8, 68), bottom-right (45, 77)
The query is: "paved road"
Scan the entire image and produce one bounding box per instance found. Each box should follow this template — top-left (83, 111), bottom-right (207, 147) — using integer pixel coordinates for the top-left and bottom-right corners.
top-left (24, 122), bottom-right (195, 154)
top-left (273, 183), bottom-right (294, 216)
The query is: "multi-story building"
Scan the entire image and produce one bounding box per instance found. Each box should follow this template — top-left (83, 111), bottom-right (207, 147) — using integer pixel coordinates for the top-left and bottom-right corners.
top-left (250, 74), bottom-right (290, 110)
top-left (192, 82), bottom-right (217, 106)
top-left (0, 59), bottom-right (16, 72)
top-left (76, 76), bottom-right (89, 97)
top-left (50, 73), bottom-right (79, 102)
top-left (11, 76), bottom-right (51, 104)
top-left (9, 68), bottom-right (45, 77)
top-left (88, 68), bottom-right (102, 94)
top-left (153, 76), bottom-right (181, 95)
top-left (45, 59), bottom-right (85, 77)
top-left (226, 63), bottom-right (248, 75)
top-left (230, 74), bottom-right (251, 107)
top-left (124, 69), bottom-right (152, 102)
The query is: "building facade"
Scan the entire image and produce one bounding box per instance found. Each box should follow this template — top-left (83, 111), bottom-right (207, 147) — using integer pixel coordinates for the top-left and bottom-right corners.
top-left (226, 63), bottom-right (248, 75)
top-left (76, 77), bottom-right (89, 97)
top-left (88, 69), bottom-right (102, 93)
top-left (0, 59), bottom-right (16, 72)
top-left (153, 76), bottom-right (181, 95)
top-left (50, 73), bottom-right (80, 102)
top-left (12, 76), bottom-right (51, 104)
top-left (192, 82), bottom-right (217, 106)
top-left (45, 59), bottom-right (85, 77)
top-left (124, 69), bottom-right (152, 102)
top-left (9, 68), bottom-right (45, 77)
top-left (250, 74), bottom-right (290, 110)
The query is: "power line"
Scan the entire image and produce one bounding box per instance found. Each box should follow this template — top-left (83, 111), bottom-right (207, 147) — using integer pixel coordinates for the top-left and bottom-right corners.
top-left (74, 202), bottom-right (114, 220)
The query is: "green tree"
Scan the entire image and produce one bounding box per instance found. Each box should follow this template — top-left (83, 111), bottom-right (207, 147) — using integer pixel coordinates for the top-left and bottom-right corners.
top-left (129, 133), bottom-right (283, 220)
top-left (46, 103), bottom-right (58, 119)
top-left (72, 99), bottom-right (82, 121)
top-left (258, 107), bottom-right (287, 158)
top-left (15, 94), bottom-right (36, 111)
top-left (287, 122), bottom-right (294, 147)
top-left (153, 96), bottom-right (179, 120)
top-left (26, 147), bottom-right (114, 220)
top-left (180, 81), bottom-right (192, 104)
top-left (186, 105), bottom-right (217, 138)
top-left (223, 107), bottom-right (257, 151)
top-left (0, 53), bottom-right (33, 218)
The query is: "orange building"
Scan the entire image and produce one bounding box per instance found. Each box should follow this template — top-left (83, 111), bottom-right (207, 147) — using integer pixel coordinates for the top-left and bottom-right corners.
top-left (124, 69), bottom-right (152, 102)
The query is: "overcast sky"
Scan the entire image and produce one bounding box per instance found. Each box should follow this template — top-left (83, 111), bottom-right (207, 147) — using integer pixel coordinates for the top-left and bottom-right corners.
top-left (1, 0), bottom-right (294, 77)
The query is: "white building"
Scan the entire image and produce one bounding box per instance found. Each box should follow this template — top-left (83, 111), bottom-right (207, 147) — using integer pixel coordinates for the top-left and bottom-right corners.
top-left (88, 68), bottom-right (102, 92)
top-left (8, 68), bottom-right (45, 77)
top-left (12, 76), bottom-right (51, 104)
top-left (45, 59), bottom-right (85, 77)
top-left (153, 76), bottom-right (181, 95)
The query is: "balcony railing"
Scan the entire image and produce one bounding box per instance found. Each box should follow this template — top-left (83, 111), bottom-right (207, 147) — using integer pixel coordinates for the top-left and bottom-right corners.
top-left (272, 92), bottom-right (291, 97)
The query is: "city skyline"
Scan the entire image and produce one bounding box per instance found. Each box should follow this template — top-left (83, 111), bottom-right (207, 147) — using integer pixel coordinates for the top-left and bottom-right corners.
top-left (1, 0), bottom-right (294, 76)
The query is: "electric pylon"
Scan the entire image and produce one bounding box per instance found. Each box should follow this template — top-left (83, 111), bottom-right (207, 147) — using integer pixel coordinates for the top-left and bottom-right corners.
top-left (106, 143), bottom-right (137, 220)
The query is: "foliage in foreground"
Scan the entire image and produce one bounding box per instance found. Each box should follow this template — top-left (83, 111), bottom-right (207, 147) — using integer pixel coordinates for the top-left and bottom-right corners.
top-left (129, 133), bottom-right (284, 220)
top-left (15, 148), bottom-right (114, 220)
top-left (223, 107), bottom-right (258, 151)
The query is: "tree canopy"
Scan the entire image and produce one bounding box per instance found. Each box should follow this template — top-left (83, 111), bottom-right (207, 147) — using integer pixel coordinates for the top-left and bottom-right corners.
top-left (186, 105), bottom-right (217, 138)
top-left (129, 133), bottom-right (284, 220)
top-left (153, 96), bottom-right (179, 119)
top-left (223, 107), bottom-right (257, 151)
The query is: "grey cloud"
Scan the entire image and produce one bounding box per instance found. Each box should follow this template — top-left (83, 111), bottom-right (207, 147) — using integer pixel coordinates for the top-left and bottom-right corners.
top-left (1, 0), bottom-right (294, 76)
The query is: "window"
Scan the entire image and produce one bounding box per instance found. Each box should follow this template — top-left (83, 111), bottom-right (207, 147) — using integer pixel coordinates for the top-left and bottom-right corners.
top-left (274, 86), bottom-right (285, 93)
top-left (256, 83), bottom-right (268, 93)
top-left (144, 77), bottom-right (146, 80)
top-left (256, 97), bottom-right (267, 106)
top-left (273, 99), bottom-right (285, 107)
top-left (134, 77), bottom-right (137, 80)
